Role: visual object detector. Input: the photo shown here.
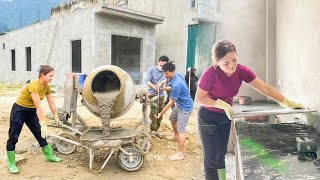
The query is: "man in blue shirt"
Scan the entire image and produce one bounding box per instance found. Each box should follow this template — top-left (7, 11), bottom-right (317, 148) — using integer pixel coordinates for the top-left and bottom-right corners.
top-left (156, 62), bottom-right (193, 160)
top-left (163, 61), bottom-right (185, 109)
top-left (146, 55), bottom-right (169, 138)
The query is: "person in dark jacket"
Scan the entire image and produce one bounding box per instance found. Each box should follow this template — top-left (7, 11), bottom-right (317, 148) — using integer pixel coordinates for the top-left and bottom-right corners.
top-left (185, 67), bottom-right (199, 101)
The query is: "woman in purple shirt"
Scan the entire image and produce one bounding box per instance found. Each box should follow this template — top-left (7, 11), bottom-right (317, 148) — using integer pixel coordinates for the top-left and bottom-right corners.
top-left (195, 40), bottom-right (304, 180)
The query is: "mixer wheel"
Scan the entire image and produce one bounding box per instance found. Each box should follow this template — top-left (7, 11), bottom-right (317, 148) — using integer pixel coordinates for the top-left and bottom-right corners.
top-left (117, 144), bottom-right (144, 172)
top-left (56, 132), bottom-right (78, 155)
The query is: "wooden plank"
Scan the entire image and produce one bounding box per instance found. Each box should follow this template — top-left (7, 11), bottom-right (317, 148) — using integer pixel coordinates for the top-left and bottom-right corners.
top-left (235, 109), bottom-right (316, 118)
top-left (227, 120), bottom-right (236, 153)
top-left (235, 127), bottom-right (244, 180)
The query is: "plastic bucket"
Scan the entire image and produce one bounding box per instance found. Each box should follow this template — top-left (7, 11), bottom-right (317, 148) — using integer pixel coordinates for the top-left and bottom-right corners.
top-left (237, 96), bottom-right (252, 105)
top-left (78, 73), bottom-right (85, 90)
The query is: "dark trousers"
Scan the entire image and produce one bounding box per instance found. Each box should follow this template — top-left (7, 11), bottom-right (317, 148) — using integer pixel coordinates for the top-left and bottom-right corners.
top-left (190, 90), bottom-right (196, 101)
top-left (198, 106), bottom-right (231, 180)
top-left (6, 103), bottom-right (48, 151)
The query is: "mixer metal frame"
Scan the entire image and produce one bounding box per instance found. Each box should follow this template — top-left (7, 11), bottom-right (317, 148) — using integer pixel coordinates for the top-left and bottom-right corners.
top-left (49, 73), bottom-right (151, 173)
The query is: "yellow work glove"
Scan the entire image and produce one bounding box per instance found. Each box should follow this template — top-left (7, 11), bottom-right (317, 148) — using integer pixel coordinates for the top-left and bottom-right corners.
top-left (39, 120), bottom-right (48, 139)
top-left (280, 98), bottom-right (305, 109)
top-left (53, 114), bottom-right (60, 126)
top-left (214, 99), bottom-right (235, 120)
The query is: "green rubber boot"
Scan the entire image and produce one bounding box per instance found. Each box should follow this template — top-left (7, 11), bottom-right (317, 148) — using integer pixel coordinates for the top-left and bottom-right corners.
top-left (7, 151), bottom-right (19, 174)
top-left (217, 168), bottom-right (226, 180)
top-left (41, 144), bottom-right (62, 162)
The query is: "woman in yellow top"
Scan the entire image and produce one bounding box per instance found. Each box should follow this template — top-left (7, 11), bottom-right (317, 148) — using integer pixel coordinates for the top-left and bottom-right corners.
top-left (6, 65), bottom-right (62, 174)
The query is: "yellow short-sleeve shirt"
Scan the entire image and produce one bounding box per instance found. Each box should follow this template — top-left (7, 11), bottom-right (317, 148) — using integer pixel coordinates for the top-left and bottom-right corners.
top-left (16, 79), bottom-right (52, 108)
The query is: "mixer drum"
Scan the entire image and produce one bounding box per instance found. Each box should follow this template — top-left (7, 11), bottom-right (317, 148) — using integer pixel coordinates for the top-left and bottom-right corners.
top-left (82, 65), bottom-right (135, 119)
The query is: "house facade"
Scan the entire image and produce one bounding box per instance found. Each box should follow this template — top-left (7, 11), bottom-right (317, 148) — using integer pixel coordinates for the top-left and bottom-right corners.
top-left (0, 0), bottom-right (163, 86)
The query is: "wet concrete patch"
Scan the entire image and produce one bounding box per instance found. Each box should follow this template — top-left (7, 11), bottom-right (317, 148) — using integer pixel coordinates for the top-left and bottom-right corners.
top-left (236, 121), bottom-right (320, 179)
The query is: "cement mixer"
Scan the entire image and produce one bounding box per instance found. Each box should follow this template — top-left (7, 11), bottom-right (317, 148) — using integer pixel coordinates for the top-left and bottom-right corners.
top-left (82, 65), bottom-right (136, 119)
top-left (49, 65), bottom-right (150, 173)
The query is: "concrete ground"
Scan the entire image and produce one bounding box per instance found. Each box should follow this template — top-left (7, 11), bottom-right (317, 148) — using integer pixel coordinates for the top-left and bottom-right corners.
top-left (0, 83), bottom-right (238, 180)
top-left (3, 82), bottom-right (306, 180)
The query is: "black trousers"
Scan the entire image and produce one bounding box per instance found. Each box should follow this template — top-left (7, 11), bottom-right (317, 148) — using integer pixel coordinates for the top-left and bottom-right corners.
top-left (198, 106), bottom-right (231, 180)
top-left (190, 90), bottom-right (196, 101)
top-left (6, 103), bottom-right (48, 151)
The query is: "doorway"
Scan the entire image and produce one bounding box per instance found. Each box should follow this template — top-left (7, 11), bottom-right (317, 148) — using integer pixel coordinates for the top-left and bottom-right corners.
top-left (71, 40), bottom-right (81, 73)
top-left (186, 23), bottom-right (217, 75)
top-left (111, 35), bottom-right (141, 84)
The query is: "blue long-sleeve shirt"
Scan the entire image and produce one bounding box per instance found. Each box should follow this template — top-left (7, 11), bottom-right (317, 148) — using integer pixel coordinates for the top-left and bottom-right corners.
top-left (146, 66), bottom-right (166, 96)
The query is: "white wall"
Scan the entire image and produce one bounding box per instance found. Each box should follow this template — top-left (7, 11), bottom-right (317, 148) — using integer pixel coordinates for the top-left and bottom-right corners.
top-left (267, 0), bottom-right (277, 89)
top-left (276, 0), bottom-right (320, 120)
top-left (128, 0), bottom-right (154, 14)
top-left (153, 0), bottom-right (276, 101)
top-left (216, 0), bottom-right (268, 101)
top-left (154, 0), bottom-right (197, 74)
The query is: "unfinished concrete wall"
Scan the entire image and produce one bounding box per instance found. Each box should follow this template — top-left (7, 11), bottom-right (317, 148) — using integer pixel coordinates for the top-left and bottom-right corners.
top-left (94, 13), bottom-right (156, 84)
top-left (128, 0), bottom-right (154, 14)
top-left (276, 0), bottom-right (320, 115)
top-left (154, 0), bottom-right (197, 75)
top-left (51, 0), bottom-right (125, 18)
top-left (216, 0), bottom-right (269, 101)
top-left (153, 0), bottom-right (276, 101)
top-left (267, 0), bottom-right (277, 89)
top-left (0, 6), bottom-right (97, 86)
top-left (0, 4), bottom-right (159, 86)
